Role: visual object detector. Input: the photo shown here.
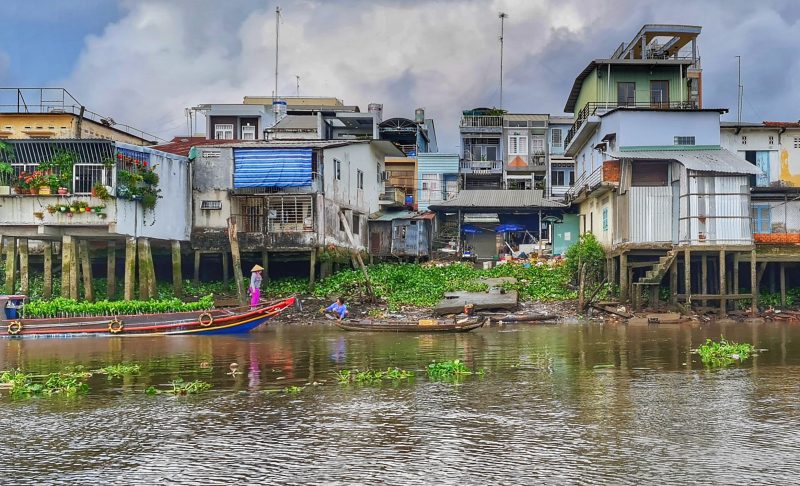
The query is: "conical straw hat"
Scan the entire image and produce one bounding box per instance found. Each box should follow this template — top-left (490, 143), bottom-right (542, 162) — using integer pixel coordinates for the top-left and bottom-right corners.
top-left (251, 264), bottom-right (264, 272)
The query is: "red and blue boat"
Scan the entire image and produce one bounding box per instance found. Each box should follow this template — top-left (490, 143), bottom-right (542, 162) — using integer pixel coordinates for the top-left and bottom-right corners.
top-left (0, 295), bottom-right (297, 338)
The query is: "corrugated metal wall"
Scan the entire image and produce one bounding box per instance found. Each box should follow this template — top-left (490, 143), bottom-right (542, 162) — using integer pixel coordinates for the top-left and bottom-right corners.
top-left (628, 186), bottom-right (673, 243)
top-left (682, 174), bottom-right (751, 245)
top-left (390, 219), bottom-right (430, 257)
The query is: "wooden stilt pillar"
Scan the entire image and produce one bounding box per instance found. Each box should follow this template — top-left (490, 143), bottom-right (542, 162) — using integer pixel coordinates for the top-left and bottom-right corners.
top-left (222, 251), bottom-right (229, 284)
top-left (733, 253), bottom-right (739, 296)
top-left (609, 256), bottom-right (616, 294)
top-left (227, 217), bottom-right (246, 306)
top-left (750, 249), bottom-right (758, 316)
top-left (670, 257), bottom-right (678, 305)
top-left (79, 240), bottom-right (94, 302)
top-left (193, 251), bottom-right (201, 285)
top-left (780, 262), bottom-right (786, 307)
top-left (69, 238), bottom-right (79, 300)
top-left (309, 248), bottom-right (317, 290)
top-left (124, 237), bottom-right (136, 301)
top-left (18, 239), bottom-right (29, 296)
top-left (107, 241), bottom-right (116, 300)
top-left (262, 251), bottom-right (270, 284)
top-left (171, 241), bottom-right (183, 299)
top-left (4, 237), bottom-right (16, 294)
top-left (701, 254), bottom-right (708, 307)
top-left (60, 236), bottom-right (72, 298)
top-left (684, 248), bottom-right (691, 307)
top-left (719, 250), bottom-right (726, 316)
top-left (43, 242), bottom-right (53, 299)
top-left (619, 252), bottom-right (628, 301)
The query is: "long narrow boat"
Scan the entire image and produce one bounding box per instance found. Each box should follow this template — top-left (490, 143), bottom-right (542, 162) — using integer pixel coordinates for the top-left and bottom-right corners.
top-left (0, 296), bottom-right (297, 338)
top-left (334, 315), bottom-right (485, 333)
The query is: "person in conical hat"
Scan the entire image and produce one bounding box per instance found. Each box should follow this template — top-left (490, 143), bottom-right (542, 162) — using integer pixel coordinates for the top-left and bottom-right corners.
top-left (249, 264), bottom-right (264, 307)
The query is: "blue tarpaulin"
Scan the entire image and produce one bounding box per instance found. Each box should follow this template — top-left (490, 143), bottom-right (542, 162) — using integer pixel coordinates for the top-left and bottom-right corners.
top-left (234, 148), bottom-right (312, 188)
top-left (496, 224), bottom-right (526, 232)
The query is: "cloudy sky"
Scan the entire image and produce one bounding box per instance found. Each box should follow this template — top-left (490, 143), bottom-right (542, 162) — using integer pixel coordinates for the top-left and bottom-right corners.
top-left (1, 0), bottom-right (799, 150)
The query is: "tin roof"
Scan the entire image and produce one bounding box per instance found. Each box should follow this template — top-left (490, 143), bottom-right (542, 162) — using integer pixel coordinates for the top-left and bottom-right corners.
top-left (609, 146), bottom-right (761, 175)
top-left (428, 190), bottom-right (566, 210)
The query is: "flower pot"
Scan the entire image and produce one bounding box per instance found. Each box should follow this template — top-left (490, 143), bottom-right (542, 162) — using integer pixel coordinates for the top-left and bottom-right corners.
top-left (59, 206), bottom-right (67, 212)
top-left (14, 186), bottom-right (24, 194)
top-left (29, 188), bottom-right (38, 195)
top-left (84, 207), bottom-right (91, 213)
top-left (91, 187), bottom-right (97, 197)
top-left (33, 212), bottom-right (44, 220)
top-left (38, 186), bottom-right (51, 195)
top-left (0, 185), bottom-right (10, 196)
top-left (70, 207), bottom-right (77, 213)
top-left (58, 187), bottom-right (68, 195)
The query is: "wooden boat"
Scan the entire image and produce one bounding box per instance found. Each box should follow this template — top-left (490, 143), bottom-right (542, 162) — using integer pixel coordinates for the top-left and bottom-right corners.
top-left (334, 315), bottom-right (485, 333)
top-left (0, 295), bottom-right (297, 338)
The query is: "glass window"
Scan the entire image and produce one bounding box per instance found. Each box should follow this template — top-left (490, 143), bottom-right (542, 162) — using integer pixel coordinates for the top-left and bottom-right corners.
top-left (674, 136), bottom-right (695, 145)
top-left (752, 205), bottom-right (771, 234)
top-left (241, 124), bottom-right (256, 140)
top-left (334, 159), bottom-right (341, 180)
top-left (531, 136), bottom-right (544, 153)
top-left (357, 170), bottom-right (364, 189)
top-left (617, 82), bottom-right (636, 106)
top-left (508, 135), bottom-right (528, 155)
top-left (214, 124), bottom-right (234, 140)
top-left (352, 213), bottom-right (361, 235)
top-left (551, 129), bottom-right (562, 147)
top-left (650, 80), bottom-right (670, 107)
top-left (485, 145), bottom-right (497, 160)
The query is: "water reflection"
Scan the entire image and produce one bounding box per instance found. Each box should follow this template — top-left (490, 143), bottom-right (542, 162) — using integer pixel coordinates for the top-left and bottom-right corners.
top-left (2, 321), bottom-right (800, 484)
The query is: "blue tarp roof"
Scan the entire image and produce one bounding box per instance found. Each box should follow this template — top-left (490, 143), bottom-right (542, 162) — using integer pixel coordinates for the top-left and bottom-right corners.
top-left (234, 148), bottom-right (312, 188)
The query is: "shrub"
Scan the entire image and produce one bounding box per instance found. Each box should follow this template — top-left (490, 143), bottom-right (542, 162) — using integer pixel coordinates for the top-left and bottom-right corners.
top-left (564, 233), bottom-right (606, 286)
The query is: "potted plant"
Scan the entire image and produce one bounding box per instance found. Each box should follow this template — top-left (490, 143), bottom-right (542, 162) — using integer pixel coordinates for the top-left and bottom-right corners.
top-left (0, 161), bottom-right (12, 195)
top-left (33, 211), bottom-right (44, 220)
top-left (92, 181), bottom-right (112, 201)
top-left (46, 205), bottom-right (58, 214)
top-left (58, 187), bottom-right (69, 195)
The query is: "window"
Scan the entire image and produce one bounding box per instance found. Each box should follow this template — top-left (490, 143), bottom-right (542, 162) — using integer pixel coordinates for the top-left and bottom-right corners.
top-left (352, 213), bottom-right (361, 235)
top-left (602, 208), bottom-right (608, 232)
top-left (674, 136), bottom-right (696, 145)
top-left (631, 161), bottom-right (669, 186)
top-left (241, 124), bottom-right (256, 140)
top-left (617, 82), bottom-right (636, 106)
top-left (741, 135), bottom-right (747, 145)
top-left (357, 170), bottom-right (364, 189)
top-left (200, 200), bottom-right (222, 210)
top-left (334, 159), bottom-right (341, 180)
top-left (551, 168), bottom-right (574, 186)
top-left (214, 124), bottom-right (234, 140)
top-left (794, 137), bottom-right (800, 149)
top-left (769, 136), bottom-right (774, 145)
top-left (508, 135), bottom-right (528, 155)
top-left (551, 129), bottom-right (562, 147)
top-left (752, 205), bottom-right (771, 234)
top-left (507, 121), bottom-right (527, 127)
top-left (531, 136), bottom-right (545, 153)
top-left (650, 80), bottom-right (669, 107)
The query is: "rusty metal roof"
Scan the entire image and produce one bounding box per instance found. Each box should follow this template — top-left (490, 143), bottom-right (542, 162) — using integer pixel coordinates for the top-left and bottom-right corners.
top-left (429, 190), bottom-right (565, 210)
top-left (610, 146), bottom-right (761, 175)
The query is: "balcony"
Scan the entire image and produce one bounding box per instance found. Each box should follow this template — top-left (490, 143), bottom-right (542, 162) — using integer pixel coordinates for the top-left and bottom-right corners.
top-left (564, 101), bottom-right (700, 155)
top-left (379, 186), bottom-right (406, 207)
top-left (565, 161), bottom-right (620, 201)
top-left (460, 160), bottom-right (503, 174)
top-left (459, 116), bottom-right (503, 132)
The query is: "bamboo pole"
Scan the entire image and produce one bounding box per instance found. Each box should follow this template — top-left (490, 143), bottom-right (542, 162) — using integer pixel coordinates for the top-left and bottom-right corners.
top-left (227, 217), bottom-right (246, 306)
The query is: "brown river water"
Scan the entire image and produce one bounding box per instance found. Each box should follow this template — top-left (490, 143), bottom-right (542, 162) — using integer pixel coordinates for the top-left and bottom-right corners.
top-left (1, 320), bottom-right (799, 485)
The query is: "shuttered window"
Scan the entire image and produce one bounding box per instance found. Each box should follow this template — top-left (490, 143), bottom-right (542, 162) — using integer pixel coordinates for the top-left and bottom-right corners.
top-left (508, 135), bottom-right (528, 155)
top-left (631, 161), bottom-right (668, 186)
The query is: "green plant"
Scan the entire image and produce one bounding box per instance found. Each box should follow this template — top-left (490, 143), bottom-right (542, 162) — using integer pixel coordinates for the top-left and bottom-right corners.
top-left (92, 182), bottom-right (111, 201)
top-left (116, 166), bottom-right (161, 211)
top-left (0, 161), bottom-right (13, 186)
top-left (168, 378), bottom-right (212, 395)
top-left (564, 233), bottom-right (606, 287)
top-left (97, 363), bottom-right (141, 379)
top-left (283, 385), bottom-right (305, 394)
top-left (335, 368), bottom-right (414, 385)
top-left (427, 359), bottom-right (481, 381)
top-left (696, 337), bottom-right (756, 367)
top-left (0, 369), bottom-right (90, 398)
top-left (23, 294), bottom-right (214, 318)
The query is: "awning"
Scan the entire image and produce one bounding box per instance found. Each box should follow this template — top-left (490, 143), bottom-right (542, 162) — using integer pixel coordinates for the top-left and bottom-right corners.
top-left (234, 148), bottom-right (312, 188)
top-left (609, 146), bottom-right (761, 175)
top-left (464, 213), bottom-right (500, 223)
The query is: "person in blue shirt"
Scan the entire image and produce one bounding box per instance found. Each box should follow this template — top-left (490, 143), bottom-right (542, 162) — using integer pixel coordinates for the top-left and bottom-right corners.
top-left (323, 297), bottom-right (349, 321)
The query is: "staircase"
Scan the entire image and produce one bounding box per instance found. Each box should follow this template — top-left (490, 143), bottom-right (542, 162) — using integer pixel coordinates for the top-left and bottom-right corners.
top-left (635, 249), bottom-right (679, 285)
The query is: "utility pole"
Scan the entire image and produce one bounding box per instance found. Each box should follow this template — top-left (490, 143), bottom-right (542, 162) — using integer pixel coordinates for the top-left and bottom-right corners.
top-left (296, 75), bottom-right (300, 97)
top-left (736, 55), bottom-right (742, 124)
top-left (274, 6), bottom-right (281, 101)
top-left (499, 12), bottom-right (507, 109)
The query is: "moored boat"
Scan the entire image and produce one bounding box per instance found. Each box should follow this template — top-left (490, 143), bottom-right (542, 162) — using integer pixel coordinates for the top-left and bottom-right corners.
top-left (334, 315), bottom-right (485, 332)
top-left (0, 295), bottom-right (297, 338)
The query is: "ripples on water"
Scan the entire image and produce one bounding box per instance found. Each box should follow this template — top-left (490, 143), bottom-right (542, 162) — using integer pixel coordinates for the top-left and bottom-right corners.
top-left (1, 322), bottom-right (800, 485)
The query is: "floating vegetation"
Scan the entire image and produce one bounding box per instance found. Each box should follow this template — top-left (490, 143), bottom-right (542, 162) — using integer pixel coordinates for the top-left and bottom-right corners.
top-left (334, 367), bottom-right (415, 385)
top-left (283, 386), bottom-right (305, 394)
top-left (159, 378), bottom-right (212, 396)
top-left (696, 337), bottom-right (757, 367)
top-left (427, 360), bottom-right (482, 381)
top-left (0, 369), bottom-right (90, 399)
top-left (96, 363), bottom-right (141, 379)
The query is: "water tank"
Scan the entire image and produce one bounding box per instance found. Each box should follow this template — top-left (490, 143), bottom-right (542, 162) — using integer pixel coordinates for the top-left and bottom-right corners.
top-left (272, 99), bottom-right (287, 121)
top-left (368, 103), bottom-right (383, 123)
top-left (414, 108), bottom-right (425, 124)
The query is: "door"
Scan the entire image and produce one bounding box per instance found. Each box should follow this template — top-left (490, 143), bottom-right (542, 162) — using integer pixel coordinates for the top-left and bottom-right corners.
top-left (755, 151), bottom-right (770, 187)
top-left (650, 80), bottom-right (670, 108)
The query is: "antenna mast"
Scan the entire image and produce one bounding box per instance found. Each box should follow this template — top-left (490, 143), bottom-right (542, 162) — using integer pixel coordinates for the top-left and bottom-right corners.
top-left (274, 6), bottom-right (281, 100)
top-left (735, 55), bottom-right (742, 124)
top-left (499, 12), bottom-right (507, 109)
top-left (296, 75), bottom-right (300, 97)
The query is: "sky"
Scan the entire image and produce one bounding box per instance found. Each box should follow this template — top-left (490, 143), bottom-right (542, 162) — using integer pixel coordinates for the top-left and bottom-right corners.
top-left (1, 0), bottom-right (799, 151)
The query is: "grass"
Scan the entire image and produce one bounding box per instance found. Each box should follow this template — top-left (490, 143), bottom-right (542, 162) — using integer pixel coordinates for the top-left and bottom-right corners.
top-left (697, 337), bottom-right (756, 367)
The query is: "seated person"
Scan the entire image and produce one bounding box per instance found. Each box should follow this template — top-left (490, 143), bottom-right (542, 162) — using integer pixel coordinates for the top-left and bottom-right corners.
top-left (323, 297), bottom-right (349, 321)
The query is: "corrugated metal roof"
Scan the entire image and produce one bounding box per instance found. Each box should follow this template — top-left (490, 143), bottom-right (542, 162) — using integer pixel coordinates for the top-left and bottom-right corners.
top-left (609, 146), bottom-right (761, 175)
top-left (504, 114), bottom-right (548, 122)
top-left (271, 115), bottom-right (318, 131)
top-left (371, 210), bottom-right (418, 221)
top-left (429, 190), bottom-right (566, 210)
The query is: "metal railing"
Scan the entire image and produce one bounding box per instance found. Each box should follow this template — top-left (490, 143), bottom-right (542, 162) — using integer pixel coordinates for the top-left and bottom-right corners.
top-left (379, 187), bottom-right (406, 205)
top-left (73, 163), bottom-right (113, 195)
top-left (566, 166), bottom-right (603, 198)
top-left (233, 195), bottom-right (315, 234)
top-left (459, 160), bottom-right (503, 173)
top-left (459, 116), bottom-right (503, 129)
top-left (564, 101), bottom-right (699, 148)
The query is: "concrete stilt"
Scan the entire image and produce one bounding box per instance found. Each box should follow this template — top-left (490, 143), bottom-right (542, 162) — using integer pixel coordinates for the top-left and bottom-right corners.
top-left (684, 248), bottom-right (691, 306)
top-left (124, 237), bottom-right (136, 301)
top-left (61, 235), bottom-right (72, 298)
top-left (719, 250), bottom-right (726, 316)
top-left (619, 253), bottom-right (628, 301)
top-left (193, 251), bottom-right (201, 285)
top-left (18, 238), bottom-right (29, 296)
top-left (107, 241), bottom-right (116, 300)
top-left (733, 253), bottom-right (739, 296)
top-left (69, 239), bottom-right (79, 300)
top-left (171, 240), bottom-right (183, 298)
top-left (43, 242), bottom-right (53, 299)
top-left (137, 238), bottom-right (156, 300)
top-left (701, 254), bottom-right (708, 307)
top-left (309, 249), bottom-right (317, 290)
top-left (227, 217), bottom-right (246, 306)
top-left (669, 257), bottom-right (678, 305)
top-left (262, 251), bottom-right (270, 284)
top-left (780, 262), bottom-right (786, 307)
top-left (4, 237), bottom-right (16, 294)
top-left (750, 249), bottom-right (758, 316)
top-left (79, 240), bottom-right (94, 302)
top-left (222, 251), bottom-right (229, 284)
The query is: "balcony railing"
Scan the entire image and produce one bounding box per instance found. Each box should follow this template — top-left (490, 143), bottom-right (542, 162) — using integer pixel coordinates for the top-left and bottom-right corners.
top-left (460, 160), bottom-right (503, 174)
top-left (564, 101), bottom-right (699, 148)
top-left (460, 116), bottom-right (503, 129)
top-left (565, 161), bottom-right (620, 199)
top-left (379, 186), bottom-right (406, 206)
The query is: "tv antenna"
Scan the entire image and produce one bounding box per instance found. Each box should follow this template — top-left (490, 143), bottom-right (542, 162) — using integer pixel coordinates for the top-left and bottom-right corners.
top-left (274, 6), bottom-right (281, 101)
top-left (499, 12), bottom-right (508, 109)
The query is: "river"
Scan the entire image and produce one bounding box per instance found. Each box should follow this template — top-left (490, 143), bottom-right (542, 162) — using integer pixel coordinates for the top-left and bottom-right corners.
top-left (1, 320), bottom-right (799, 485)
